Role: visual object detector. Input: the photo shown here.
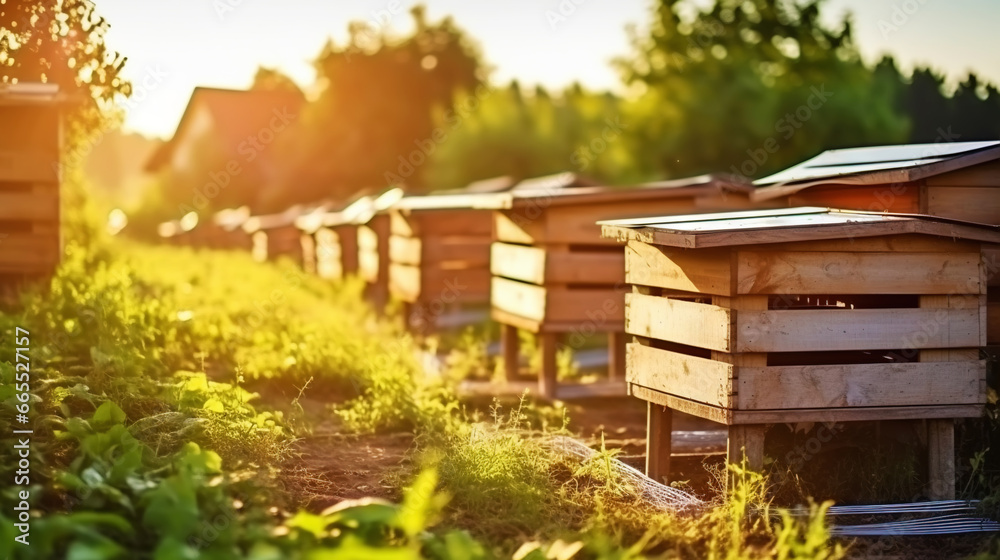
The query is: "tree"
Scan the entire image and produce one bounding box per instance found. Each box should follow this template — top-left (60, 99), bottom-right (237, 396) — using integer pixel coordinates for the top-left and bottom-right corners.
top-left (275, 5), bottom-right (484, 207)
top-left (0, 0), bottom-right (131, 139)
top-left (615, 0), bottom-right (909, 181)
top-left (424, 81), bottom-right (642, 190)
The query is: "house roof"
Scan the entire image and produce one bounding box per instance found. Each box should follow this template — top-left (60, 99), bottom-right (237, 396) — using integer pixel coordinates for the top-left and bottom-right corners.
top-left (144, 86), bottom-right (306, 171)
top-left (600, 207), bottom-right (1000, 248)
top-left (753, 141), bottom-right (1000, 201)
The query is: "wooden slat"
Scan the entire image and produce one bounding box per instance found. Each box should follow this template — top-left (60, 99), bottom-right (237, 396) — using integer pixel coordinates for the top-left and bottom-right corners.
top-left (730, 404), bottom-right (983, 425)
top-left (738, 361), bottom-right (984, 410)
top-left (389, 235), bottom-right (421, 265)
top-left (737, 251), bottom-right (982, 295)
top-left (545, 199), bottom-right (696, 245)
top-left (0, 185), bottom-right (58, 221)
top-left (494, 210), bottom-right (545, 245)
top-left (0, 153), bottom-right (59, 182)
top-left (492, 242), bottom-right (624, 285)
top-left (925, 159), bottom-right (1000, 187)
top-left (787, 183), bottom-right (921, 213)
top-left (989, 301), bottom-right (1000, 345)
top-left (0, 232), bottom-right (60, 271)
top-left (630, 385), bottom-right (732, 425)
top-left (986, 245), bottom-right (1000, 287)
top-left (491, 242), bottom-right (546, 284)
top-left (392, 264), bottom-right (491, 304)
top-left (627, 344), bottom-right (734, 408)
top-left (394, 209), bottom-right (493, 237)
top-left (491, 276), bottom-right (546, 322)
top-left (491, 277), bottom-right (626, 326)
top-left (771, 234), bottom-right (980, 253)
top-left (625, 293), bottom-right (732, 352)
top-left (736, 305), bottom-right (982, 353)
top-left (927, 186), bottom-right (1000, 225)
top-left (626, 241), bottom-right (732, 296)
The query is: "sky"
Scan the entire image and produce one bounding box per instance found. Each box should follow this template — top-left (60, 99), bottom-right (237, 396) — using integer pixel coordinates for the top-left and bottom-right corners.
top-left (95, 0), bottom-right (1000, 139)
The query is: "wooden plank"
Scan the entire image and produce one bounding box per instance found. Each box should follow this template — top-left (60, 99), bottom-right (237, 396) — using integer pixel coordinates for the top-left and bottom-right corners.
top-left (0, 153), bottom-right (59, 182)
top-left (547, 287), bottom-right (625, 324)
top-left (735, 305), bottom-right (982, 353)
top-left (927, 186), bottom-right (1000, 225)
top-left (737, 251), bottom-right (982, 295)
top-left (608, 331), bottom-right (626, 380)
top-left (787, 183), bottom-right (921, 213)
top-left (625, 293), bottom-right (733, 352)
top-left (419, 267), bottom-right (492, 304)
top-left (491, 242), bottom-right (623, 285)
top-left (0, 232), bottom-right (60, 271)
top-left (626, 241), bottom-right (732, 296)
top-left (631, 385), bottom-right (732, 425)
top-left (728, 425), bottom-right (765, 474)
top-left (989, 301), bottom-right (1000, 345)
top-left (730, 404), bottom-right (983, 424)
top-left (251, 231), bottom-right (267, 263)
top-left (389, 234), bottom-right (421, 266)
top-left (738, 362), bottom-right (984, 410)
top-left (539, 332), bottom-right (558, 399)
top-left (491, 242), bottom-right (547, 285)
top-left (545, 198), bottom-right (696, 245)
top-left (771, 234), bottom-right (980, 253)
top-left (389, 263), bottom-right (421, 302)
top-left (0, 185), bottom-right (59, 221)
top-left (925, 159), bottom-right (1000, 187)
top-left (927, 419), bottom-right (956, 500)
top-left (491, 276), bottom-right (547, 323)
top-left (492, 277), bottom-right (626, 326)
top-left (626, 344), bottom-right (733, 408)
top-left (396, 209), bottom-right (493, 237)
top-left (645, 403), bottom-right (673, 484)
top-left (501, 324), bottom-right (520, 381)
top-left (494, 210), bottom-right (545, 245)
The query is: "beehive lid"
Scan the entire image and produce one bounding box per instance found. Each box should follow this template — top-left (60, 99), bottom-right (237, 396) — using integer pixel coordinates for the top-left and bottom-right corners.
top-left (601, 207), bottom-right (1000, 248)
top-left (754, 141), bottom-right (1000, 200)
top-left (467, 173), bottom-right (750, 210)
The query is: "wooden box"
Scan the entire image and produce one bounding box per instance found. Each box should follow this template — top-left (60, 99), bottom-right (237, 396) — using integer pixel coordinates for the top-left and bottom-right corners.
top-left (0, 86), bottom-right (64, 282)
top-left (482, 174), bottom-right (756, 399)
top-left (602, 207), bottom-right (999, 499)
top-left (386, 185), bottom-right (518, 331)
top-left (754, 142), bottom-right (1000, 346)
top-left (243, 206), bottom-right (315, 265)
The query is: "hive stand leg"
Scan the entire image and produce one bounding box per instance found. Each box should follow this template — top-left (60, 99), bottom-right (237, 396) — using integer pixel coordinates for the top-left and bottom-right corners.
top-left (646, 403), bottom-right (673, 483)
top-left (918, 294), bottom-right (975, 500)
top-left (927, 419), bottom-right (956, 500)
top-left (727, 425), bottom-right (765, 485)
top-left (608, 331), bottom-right (626, 381)
top-left (539, 332), bottom-right (559, 400)
top-left (501, 324), bottom-right (520, 381)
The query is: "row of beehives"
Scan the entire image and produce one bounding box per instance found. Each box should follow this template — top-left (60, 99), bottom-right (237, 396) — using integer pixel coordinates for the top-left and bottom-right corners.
top-left (160, 142), bottom-right (1000, 499)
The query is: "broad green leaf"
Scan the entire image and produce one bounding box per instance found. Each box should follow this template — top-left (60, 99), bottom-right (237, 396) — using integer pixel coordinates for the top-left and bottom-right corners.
top-left (91, 401), bottom-right (126, 428)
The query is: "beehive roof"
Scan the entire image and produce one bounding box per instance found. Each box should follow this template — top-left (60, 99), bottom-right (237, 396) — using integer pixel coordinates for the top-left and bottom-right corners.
top-left (601, 207), bottom-right (1000, 248)
top-left (753, 141), bottom-right (1000, 201)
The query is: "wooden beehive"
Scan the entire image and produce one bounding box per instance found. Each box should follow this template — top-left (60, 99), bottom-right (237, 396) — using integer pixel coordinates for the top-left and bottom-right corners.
top-left (601, 207), bottom-right (999, 499)
top-left (754, 141), bottom-right (1000, 347)
top-left (243, 205), bottom-right (316, 265)
top-left (296, 195), bottom-right (377, 280)
top-left (387, 177), bottom-right (516, 331)
top-left (358, 189), bottom-right (404, 311)
top-left (483, 174), bottom-right (755, 399)
top-left (0, 85), bottom-right (64, 286)
top-left (203, 207), bottom-right (252, 250)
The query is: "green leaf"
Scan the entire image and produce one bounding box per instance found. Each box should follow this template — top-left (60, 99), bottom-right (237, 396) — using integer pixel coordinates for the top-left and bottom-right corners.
top-left (202, 398), bottom-right (225, 413)
top-left (66, 538), bottom-right (126, 560)
top-left (92, 401), bottom-right (126, 429)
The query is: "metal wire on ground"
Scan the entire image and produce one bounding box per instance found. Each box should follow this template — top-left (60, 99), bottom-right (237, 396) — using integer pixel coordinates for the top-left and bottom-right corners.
top-left (546, 436), bottom-right (999, 536)
top-left (545, 436), bottom-right (705, 512)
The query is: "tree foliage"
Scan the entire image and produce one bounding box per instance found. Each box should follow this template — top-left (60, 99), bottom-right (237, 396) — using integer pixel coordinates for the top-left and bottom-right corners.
top-left (0, 0), bottom-right (130, 136)
top-left (277, 5), bottom-right (484, 206)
